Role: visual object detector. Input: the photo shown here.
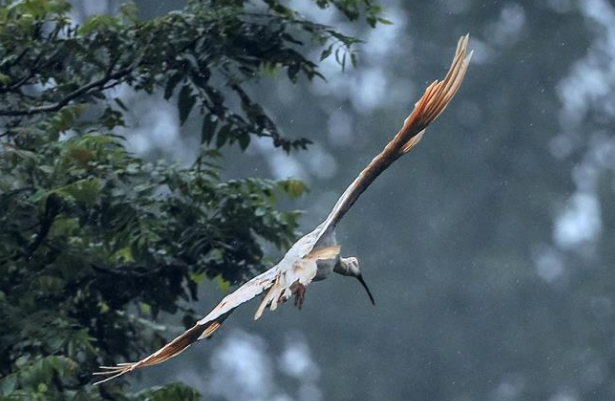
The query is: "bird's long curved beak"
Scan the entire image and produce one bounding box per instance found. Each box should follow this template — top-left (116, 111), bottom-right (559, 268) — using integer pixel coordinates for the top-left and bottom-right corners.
top-left (356, 274), bottom-right (375, 306)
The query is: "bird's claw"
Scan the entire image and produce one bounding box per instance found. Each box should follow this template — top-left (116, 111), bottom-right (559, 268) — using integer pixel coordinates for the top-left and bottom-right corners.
top-left (293, 283), bottom-right (306, 310)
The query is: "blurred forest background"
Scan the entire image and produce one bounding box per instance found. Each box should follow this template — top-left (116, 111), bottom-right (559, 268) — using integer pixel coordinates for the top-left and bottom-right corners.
top-left (2, 0), bottom-right (615, 400)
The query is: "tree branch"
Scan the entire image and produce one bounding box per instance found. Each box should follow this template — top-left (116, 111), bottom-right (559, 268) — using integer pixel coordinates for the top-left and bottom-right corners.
top-left (0, 64), bottom-right (137, 117)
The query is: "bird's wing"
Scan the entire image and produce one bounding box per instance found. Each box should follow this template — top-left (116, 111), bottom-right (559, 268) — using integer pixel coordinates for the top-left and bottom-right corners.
top-left (254, 244), bottom-right (341, 320)
top-left (315, 35), bottom-right (472, 243)
top-left (92, 267), bottom-right (277, 385)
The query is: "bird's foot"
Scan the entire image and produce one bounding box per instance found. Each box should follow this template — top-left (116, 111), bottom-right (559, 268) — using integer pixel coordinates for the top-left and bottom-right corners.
top-left (293, 283), bottom-right (306, 310)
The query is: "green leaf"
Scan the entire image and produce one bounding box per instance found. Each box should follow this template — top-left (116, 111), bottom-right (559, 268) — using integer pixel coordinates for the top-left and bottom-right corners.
top-left (44, 104), bottom-right (88, 137)
top-left (216, 275), bottom-right (230, 293)
top-left (136, 383), bottom-right (201, 401)
top-left (237, 133), bottom-right (250, 151)
top-left (31, 276), bottom-right (65, 293)
top-left (119, 2), bottom-right (139, 22)
top-left (0, 373), bottom-right (17, 396)
top-left (113, 246), bottom-right (134, 263)
top-left (216, 125), bottom-right (231, 148)
top-left (78, 14), bottom-right (120, 35)
top-left (114, 97), bottom-right (129, 111)
top-left (320, 44), bottom-right (334, 61)
top-left (140, 302), bottom-right (151, 315)
top-left (201, 114), bottom-right (218, 145)
top-left (178, 85), bottom-right (196, 126)
top-left (0, 73), bottom-right (11, 85)
top-left (287, 63), bottom-right (301, 82)
top-left (189, 271), bottom-right (206, 285)
top-left (164, 73), bottom-right (183, 100)
top-left (278, 179), bottom-right (307, 199)
top-left (55, 177), bottom-right (101, 206)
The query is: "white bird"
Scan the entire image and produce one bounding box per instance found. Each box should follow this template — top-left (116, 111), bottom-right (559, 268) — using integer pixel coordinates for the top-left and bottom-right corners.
top-left (93, 35), bottom-right (472, 385)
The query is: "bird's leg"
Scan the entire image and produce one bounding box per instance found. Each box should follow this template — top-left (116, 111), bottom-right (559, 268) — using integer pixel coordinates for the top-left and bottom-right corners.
top-left (292, 282), bottom-right (307, 310)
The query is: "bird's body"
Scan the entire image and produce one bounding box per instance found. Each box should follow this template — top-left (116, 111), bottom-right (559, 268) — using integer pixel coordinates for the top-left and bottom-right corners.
top-left (93, 35), bottom-right (472, 385)
top-left (285, 224), bottom-right (338, 281)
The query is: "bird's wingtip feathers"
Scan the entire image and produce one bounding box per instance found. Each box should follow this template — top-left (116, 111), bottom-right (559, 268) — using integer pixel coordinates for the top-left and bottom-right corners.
top-left (92, 323), bottom-right (207, 385)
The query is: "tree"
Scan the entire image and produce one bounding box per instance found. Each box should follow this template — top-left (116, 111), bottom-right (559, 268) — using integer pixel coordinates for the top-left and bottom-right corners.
top-left (0, 0), bottom-right (386, 399)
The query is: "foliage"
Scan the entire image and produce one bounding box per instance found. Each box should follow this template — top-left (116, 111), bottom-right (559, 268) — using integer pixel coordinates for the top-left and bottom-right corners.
top-left (0, 0), bottom-right (383, 399)
top-left (0, 0), bottom-right (384, 150)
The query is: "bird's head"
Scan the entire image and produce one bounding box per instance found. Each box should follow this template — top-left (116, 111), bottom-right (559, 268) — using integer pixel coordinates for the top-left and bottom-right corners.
top-left (340, 257), bottom-right (375, 306)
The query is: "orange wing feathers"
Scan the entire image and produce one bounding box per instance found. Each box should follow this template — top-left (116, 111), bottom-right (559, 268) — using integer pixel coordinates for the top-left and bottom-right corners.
top-left (316, 35), bottom-right (472, 240)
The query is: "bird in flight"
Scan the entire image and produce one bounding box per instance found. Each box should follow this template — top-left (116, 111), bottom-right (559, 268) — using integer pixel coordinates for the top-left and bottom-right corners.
top-left (93, 35), bottom-right (472, 385)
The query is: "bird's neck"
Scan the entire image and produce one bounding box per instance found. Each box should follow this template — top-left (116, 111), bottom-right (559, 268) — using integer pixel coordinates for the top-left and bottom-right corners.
top-left (333, 257), bottom-right (355, 277)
